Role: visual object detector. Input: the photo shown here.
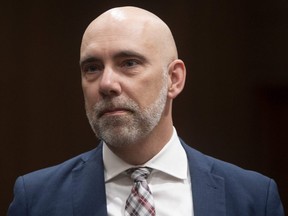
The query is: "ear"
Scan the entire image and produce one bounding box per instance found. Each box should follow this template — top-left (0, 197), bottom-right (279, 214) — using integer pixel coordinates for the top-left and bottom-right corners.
top-left (167, 59), bottom-right (186, 99)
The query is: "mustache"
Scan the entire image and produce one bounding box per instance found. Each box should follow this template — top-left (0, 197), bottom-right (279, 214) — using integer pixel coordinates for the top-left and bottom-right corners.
top-left (92, 97), bottom-right (139, 118)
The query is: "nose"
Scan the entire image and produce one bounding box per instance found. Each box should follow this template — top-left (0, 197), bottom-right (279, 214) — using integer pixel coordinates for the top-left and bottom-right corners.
top-left (99, 67), bottom-right (121, 97)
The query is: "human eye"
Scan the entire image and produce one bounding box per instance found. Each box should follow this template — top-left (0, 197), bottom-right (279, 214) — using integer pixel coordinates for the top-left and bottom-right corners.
top-left (121, 59), bottom-right (140, 68)
top-left (83, 64), bottom-right (99, 73)
top-left (81, 62), bottom-right (103, 81)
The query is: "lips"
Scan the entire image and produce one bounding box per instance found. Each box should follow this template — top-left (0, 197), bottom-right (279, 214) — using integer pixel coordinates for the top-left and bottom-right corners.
top-left (98, 107), bottom-right (132, 118)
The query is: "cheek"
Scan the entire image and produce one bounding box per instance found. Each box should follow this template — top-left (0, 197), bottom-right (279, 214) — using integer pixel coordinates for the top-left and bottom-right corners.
top-left (82, 83), bottom-right (100, 108)
top-left (131, 76), bottom-right (164, 107)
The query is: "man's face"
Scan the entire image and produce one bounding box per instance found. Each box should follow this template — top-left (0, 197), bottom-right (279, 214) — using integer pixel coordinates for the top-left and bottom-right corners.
top-left (80, 18), bottom-right (169, 147)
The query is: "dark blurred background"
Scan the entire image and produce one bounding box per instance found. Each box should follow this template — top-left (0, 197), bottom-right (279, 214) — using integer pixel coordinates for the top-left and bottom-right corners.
top-left (1, 0), bottom-right (287, 214)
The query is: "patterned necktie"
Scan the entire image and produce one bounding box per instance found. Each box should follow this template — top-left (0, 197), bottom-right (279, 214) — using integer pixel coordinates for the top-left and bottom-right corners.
top-left (125, 167), bottom-right (156, 216)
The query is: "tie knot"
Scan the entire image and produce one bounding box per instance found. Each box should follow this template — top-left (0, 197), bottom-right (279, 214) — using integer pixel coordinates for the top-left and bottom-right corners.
top-left (127, 167), bottom-right (152, 182)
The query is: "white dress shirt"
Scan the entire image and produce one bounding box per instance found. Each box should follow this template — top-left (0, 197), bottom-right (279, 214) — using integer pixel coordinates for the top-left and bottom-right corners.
top-left (103, 127), bottom-right (194, 216)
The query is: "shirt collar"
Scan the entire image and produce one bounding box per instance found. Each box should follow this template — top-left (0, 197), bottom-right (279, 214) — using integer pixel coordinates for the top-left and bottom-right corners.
top-left (103, 127), bottom-right (188, 182)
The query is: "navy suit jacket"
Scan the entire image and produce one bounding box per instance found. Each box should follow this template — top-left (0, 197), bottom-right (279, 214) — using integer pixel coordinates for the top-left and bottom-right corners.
top-left (8, 140), bottom-right (284, 216)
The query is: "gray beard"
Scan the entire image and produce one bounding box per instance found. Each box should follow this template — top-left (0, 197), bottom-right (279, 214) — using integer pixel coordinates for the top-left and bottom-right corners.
top-left (86, 74), bottom-right (168, 147)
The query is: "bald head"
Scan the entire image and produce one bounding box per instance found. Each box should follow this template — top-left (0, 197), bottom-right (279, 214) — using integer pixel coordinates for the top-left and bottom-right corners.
top-left (80, 6), bottom-right (186, 158)
top-left (80, 6), bottom-right (178, 66)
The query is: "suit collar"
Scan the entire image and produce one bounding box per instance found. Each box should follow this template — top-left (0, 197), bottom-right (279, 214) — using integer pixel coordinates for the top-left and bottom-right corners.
top-left (103, 128), bottom-right (188, 181)
top-left (72, 144), bottom-right (108, 216)
top-left (181, 141), bottom-right (226, 216)
top-left (70, 140), bottom-right (226, 216)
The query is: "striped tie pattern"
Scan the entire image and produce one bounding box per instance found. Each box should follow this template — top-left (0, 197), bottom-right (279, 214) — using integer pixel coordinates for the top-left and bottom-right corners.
top-left (125, 167), bottom-right (156, 216)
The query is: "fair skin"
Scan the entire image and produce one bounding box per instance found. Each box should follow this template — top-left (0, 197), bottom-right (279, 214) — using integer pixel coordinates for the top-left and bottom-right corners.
top-left (80, 6), bottom-right (186, 165)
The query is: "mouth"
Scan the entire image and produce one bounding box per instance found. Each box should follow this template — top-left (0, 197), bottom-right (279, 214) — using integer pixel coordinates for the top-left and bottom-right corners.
top-left (98, 107), bottom-right (133, 118)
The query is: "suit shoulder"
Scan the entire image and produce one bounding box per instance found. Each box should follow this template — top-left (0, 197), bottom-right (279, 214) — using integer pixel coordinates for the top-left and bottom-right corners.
top-left (22, 147), bottom-right (101, 185)
top-left (206, 154), bottom-right (270, 183)
top-left (182, 141), bottom-right (271, 185)
top-left (182, 142), bottom-right (283, 212)
top-left (8, 146), bottom-right (104, 215)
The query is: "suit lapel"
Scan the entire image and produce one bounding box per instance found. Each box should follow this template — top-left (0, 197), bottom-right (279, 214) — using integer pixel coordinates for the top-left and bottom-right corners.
top-left (182, 142), bottom-right (226, 216)
top-left (72, 144), bottom-right (108, 216)
top-left (70, 140), bottom-right (226, 216)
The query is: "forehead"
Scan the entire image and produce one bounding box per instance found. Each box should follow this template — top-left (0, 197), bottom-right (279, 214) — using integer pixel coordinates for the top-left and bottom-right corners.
top-left (80, 20), bottom-right (158, 60)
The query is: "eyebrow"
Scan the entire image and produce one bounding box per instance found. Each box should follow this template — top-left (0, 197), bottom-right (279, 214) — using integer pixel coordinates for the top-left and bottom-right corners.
top-left (80, 50), bottom-right (149, 68)
top-left (79, 57), bottom-right (100, 69)
top-left (113, 50), bottom-right (148, 63)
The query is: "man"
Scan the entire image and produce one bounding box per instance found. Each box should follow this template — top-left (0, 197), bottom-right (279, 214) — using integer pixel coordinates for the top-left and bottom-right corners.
top-left (8, 6), bottom-right (284, 216)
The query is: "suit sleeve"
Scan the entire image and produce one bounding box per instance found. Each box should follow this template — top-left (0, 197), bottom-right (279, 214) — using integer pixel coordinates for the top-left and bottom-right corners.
top-left (7, 177), bottom-right (28, 216)
top-left (265, 179), bottom-right (285, 216)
